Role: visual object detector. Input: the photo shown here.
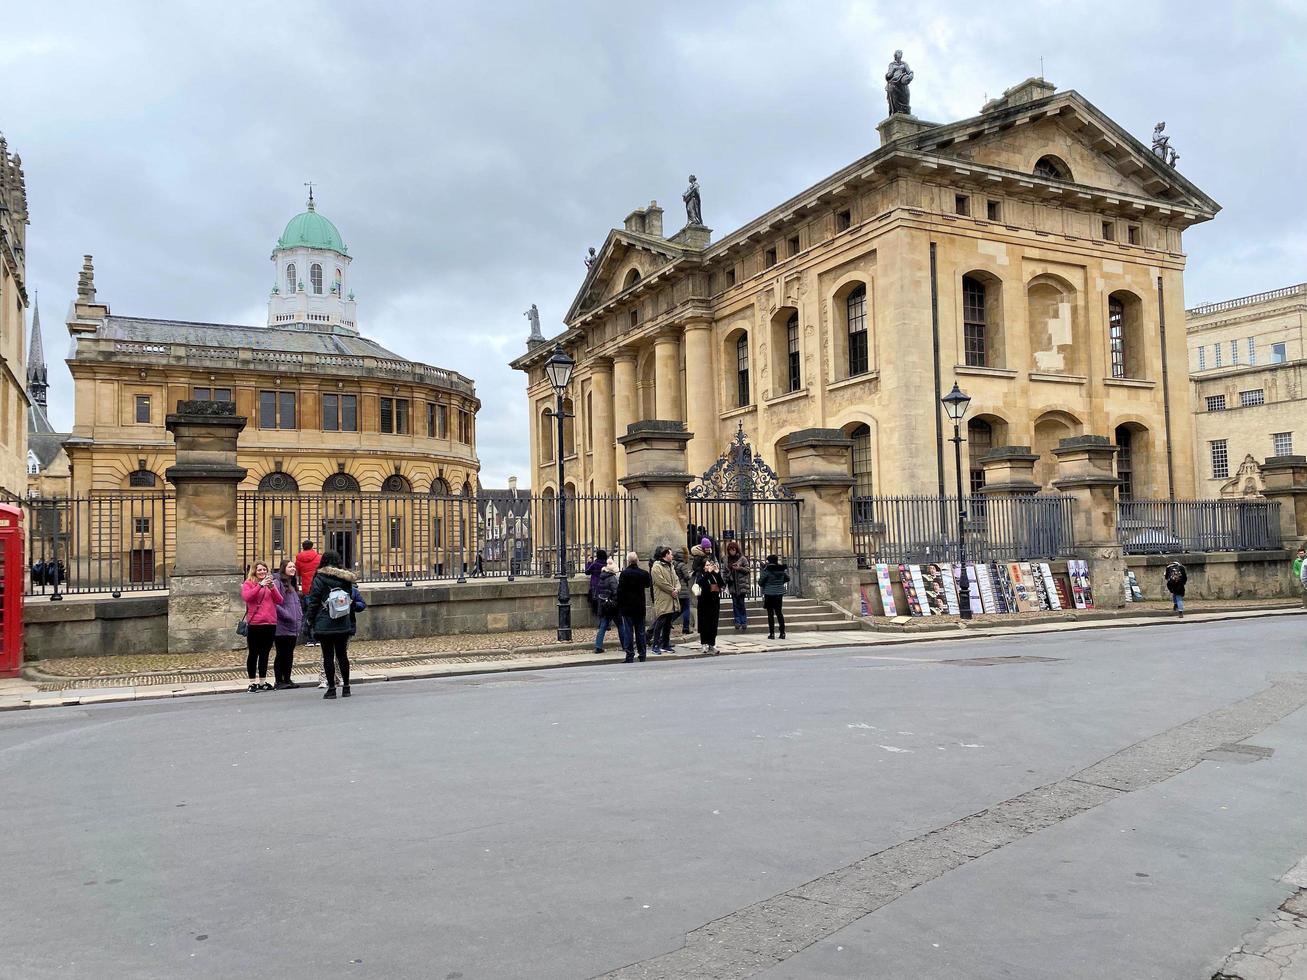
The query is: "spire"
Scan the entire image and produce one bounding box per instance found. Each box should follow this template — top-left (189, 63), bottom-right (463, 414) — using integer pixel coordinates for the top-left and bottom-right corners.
top-left (304, 180), bottom-right (316, 212)
top-left (26, 292), bottom-right (47, 411)
top-left (77, 254), bottom-right (96, 301)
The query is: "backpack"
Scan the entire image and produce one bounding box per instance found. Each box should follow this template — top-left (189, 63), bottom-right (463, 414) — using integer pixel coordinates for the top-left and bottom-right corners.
top-left (1166, 565), bottom-right (1183, 585)
top-left (327, 587), bottom-right (352, 619)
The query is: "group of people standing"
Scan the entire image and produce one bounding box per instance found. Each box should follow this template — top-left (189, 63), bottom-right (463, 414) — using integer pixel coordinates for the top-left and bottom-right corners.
top-left (586, 537), bottom-right (791, 661)
top-left (240, 540), bottom-right (366, 700)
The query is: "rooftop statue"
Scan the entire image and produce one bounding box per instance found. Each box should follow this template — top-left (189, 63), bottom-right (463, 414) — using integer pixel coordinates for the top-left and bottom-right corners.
top-left (524, 303), bottom-right (543, 342)
top-left (885, 50), bottom-right (913, 116)
top-left (1151, 121), bottom-right (1180, 167)
top-left (683, 175), bottom-right (703, 226)
top-left (584, 246), bottom-right (598, 270)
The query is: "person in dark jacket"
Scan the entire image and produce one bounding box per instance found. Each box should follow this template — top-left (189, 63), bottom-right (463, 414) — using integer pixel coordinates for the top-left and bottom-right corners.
top-left (674, 548), bottom-right (694, 636)
top-left (305, 551), bottom-right (357, 698)
top-left (758, 555), bottom-right (790, 639)
top-left (695, 558), bottom-right (726, 654)
top-left (616, 551), bottom-right (652, 662)
top-left (1164, 559), bottom-right (1187, 617)
top-left (583, 549), bottom-right (609, 614)
top-left (592, 557), bottom-right (619, 653)
top-left (272, 560), bottom-right (302, 688)
top-left (723, 539), bottom-right (751, 631)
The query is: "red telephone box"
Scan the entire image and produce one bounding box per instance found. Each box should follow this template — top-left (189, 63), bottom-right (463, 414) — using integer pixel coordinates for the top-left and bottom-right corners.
top-left (0, 504), bottom-right (24, 677)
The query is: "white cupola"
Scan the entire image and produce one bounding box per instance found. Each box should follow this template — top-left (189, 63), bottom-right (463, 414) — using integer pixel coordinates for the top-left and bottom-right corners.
top-left (267, 189), bottom-right (358, 334)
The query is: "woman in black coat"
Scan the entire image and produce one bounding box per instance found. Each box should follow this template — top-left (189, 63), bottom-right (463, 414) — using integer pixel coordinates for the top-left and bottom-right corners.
top-left (304, 551), bottom-right (357, 699)
top-left (695, 558), bottom-right (726, 654)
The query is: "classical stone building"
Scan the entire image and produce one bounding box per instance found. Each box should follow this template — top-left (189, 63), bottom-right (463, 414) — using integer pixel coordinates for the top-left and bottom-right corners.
top-left (513, 75), bottom-right (1218, 503)
top-left (1187, 282), bottom-right (1306, 498)
top-left (0, 133), bottom-right (31, 498)
top-left (61, 196), bottom-right (480, 576)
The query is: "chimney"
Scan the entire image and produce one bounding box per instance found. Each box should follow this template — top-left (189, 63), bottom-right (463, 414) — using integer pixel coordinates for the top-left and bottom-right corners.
top-left (623, 201), bottom-right (664, 238)
top-left (508, 475), bottom-right (518, 494)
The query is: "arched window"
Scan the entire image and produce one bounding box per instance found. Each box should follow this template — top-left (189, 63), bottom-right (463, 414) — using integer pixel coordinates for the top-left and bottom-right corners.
top-left (258, 471), bottom-right (299, 493)
top-left (847, 286), bottom-right (869, 376)
top-left (461, 480), bottom-right (473, 497)
top-left (786, 312), bottom-right (801, 392)
top-left (1033, 155), bottom-right (1071, 181)
top-left (967, 419), bottom-right (994, 495)
top-left (1115, 424), bottom-right (1134, 500)
top-left (382, 474), bottom-right (412, 494)
top-left (1107, 291), bottom-right (1144, 379)
top-left (430, 477), bottom-right (451, 496)
top-left (286, 263), bottom-right (296, 292)
top-left (310, 263), bottom-right (323, 295)
top-left (1108, 296), bottom-right (1126, 379)
top-left (736, 334), bottom-right (751, 407)
top-left (623, 268), bottom-right (641, 290)
top-left (850, 423), bottom-right (873, 496)
top-left (962, 275), bottom-right (988, 367)
top-left (127, 469), bottom-right (157, 488)
top-left (322, 472), bottom-right (360, 493)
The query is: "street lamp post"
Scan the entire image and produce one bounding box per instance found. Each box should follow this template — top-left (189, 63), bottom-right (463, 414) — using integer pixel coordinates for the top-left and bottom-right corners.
top-left (542, 345), bottom-right (576, 641)
top-left (941, 382), bottom-right (974, 621)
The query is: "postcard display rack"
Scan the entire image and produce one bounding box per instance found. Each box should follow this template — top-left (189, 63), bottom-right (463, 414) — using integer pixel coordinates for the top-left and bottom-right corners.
top-left (872, 560), bottom-right (1094, 617)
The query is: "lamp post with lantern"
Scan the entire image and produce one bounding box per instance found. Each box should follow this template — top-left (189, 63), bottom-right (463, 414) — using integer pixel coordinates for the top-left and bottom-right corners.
top-left (941, 381), bottom-right (974, 621)
top-left (541, 345), bottom-right (576, 641)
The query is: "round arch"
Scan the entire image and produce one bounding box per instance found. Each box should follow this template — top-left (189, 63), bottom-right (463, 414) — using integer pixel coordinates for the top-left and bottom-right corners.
top-left (1112, 419), bottom-right (1153, 501)
top-left (258, 471), bottom-right (299, 493)
top-left (623, 268), bottom-right (641, 290)
top-left (124, 469), bottom-right (159, 489)
top-left (381, 474), bottom-right (412, 494)
top-left (1031, 409), bottom-right (1084, 488)
top-left (322, 472), bottom-right (361, 493)
top-left (1032, 154), bottom-right (1072, 181)
top-left (430, 477), bottom-right (452, 496)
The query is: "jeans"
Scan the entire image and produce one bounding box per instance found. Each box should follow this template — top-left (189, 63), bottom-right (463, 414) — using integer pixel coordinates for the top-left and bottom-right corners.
top-left (731, 591), bottom-right (748, 627)
top-left (1173, 594), bottom-right (1184, 611)
top-left (246, 624), bottom-right (275, 679)
top-left (653, 612), bottom-right (677, 651)
top-left (620, 614), bottom-right (647, 659)
top-left (321, 634), bottom-right (351, 687)
top-left (679, 596), bottom-right (692, 632)
top-left (594, 615), bottom-right (613, 651)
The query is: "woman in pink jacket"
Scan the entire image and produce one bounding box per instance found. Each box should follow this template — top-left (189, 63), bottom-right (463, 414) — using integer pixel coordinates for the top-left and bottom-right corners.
top-left (241, 561), bottom-right (282, 692)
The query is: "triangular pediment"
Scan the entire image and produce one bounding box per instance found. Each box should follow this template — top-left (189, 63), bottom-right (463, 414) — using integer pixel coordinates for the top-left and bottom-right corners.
top-left (907, 90), bottom-right (1218, 215)
top-left (565, 229), bottom-right (684, 323)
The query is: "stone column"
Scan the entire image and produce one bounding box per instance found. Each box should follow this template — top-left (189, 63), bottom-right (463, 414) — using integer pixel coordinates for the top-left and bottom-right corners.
top-left (590, 358), bottom-right (616, 493)
top-left (780, 429), bottom-right (859, 612)
top-left (976, 446), bottom-right (1041, 500)
top-left (1260, 455), bottom-right (1307, 551)
top-left (653, 330), bottom-right (683, 422)
top-left (682, 318), bottom-right (717, 481)
top-left (165, 401), bottom-right (249, 652)
top-left (612, 350), bottom-right (638, 482)
top-left (618, 421), bottom-right (693, 559)
top-left (1052, 435), bottom-right (1124, 610)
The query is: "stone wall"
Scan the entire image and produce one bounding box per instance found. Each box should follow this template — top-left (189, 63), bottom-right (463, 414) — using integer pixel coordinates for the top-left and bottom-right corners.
top-left (1125, 551), bottom-right (1296, 600)
top-left (24, 576), bottom-right (594, 660)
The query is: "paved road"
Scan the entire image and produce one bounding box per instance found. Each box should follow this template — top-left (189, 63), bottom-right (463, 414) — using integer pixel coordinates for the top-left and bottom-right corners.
top-left (2, 619), bottom-right (1305, 980)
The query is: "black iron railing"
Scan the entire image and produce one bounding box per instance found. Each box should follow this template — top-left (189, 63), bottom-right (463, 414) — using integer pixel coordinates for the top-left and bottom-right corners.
top-left (1116, 499), bottom-right (1281, 554)
top-left (23, 493), bottom-right (175, 596)
top-left (852, 494), bottom-right (1077, 565)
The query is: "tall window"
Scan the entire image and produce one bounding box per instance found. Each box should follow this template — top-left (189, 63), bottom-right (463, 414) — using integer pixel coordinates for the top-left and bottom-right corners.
top-left (1108, 296), bottom-right (1126, 379)
top-left (1210, 439), bottom-right (1229, 480)
top-left (968, 419), bottom-right (993, 495)
top-left (286, 263), bottom-right (296, 291)
top-left (322, 393), bottom-right (358, 432)
top-left (271, 516), bottom-right (285, 553)
top-left (134, 395), bottom-right (151, 424)
top-left (1248, 337), bottom-right (1257, 364)
top-left (847, 286), bottom-right (869, 377)
top-left (427, 402), bottom-right (449, 438)
top-left (735, 334), bottom-right (750, 407)
top-left (1215, 344), bottom-right (1223, 368)
top-left (1230, 340), bottom-right (1239, 365)
top-left (258, 390), bottom-right (297, 429)
top-left (850, 423), bottom-right (873, 522)
top-left (388, 517), bottom-right (404, 550)
top-left (1271, 342), bottom-right (1287, 364)
top-left (1197, 346), bottom-right (1206, 370)
top-left (1273, 432), bottom-right (1294, 456)
top-left (380, 397), bottom-right (410, 434)
top-left (962, 276), bottom-right (987, 367)
top-left (310, 263), bottom-right (323, 294)
top-left (458, 410), bottom-right (471, 444)
top-left (1115, 425), bottom-right (1134, 501)
top-left (786, 312), bottom-right (801, 392)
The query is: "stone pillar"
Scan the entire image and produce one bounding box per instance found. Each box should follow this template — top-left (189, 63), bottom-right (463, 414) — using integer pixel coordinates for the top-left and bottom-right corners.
top-left (1052, 435), bottom-right (1124, 610)
top-left (618, 421), bottom-right (692, 560)
top-left (165, 401), bottom-right (249, 652)
top-left (1260, 455), bottom-right (1307, 550)
top-left (653, 330), bottom-right (683, 422)
top-left (612, 350), bottom-right (638, 482)
top-left (976, 446), bottom-right (1040, 500)
top-left (590, 358), bottom-right (616, 493)
top-left (682, 318), bottom-right (717, 481)
top-left (780, 429), bottom-right (859, 612)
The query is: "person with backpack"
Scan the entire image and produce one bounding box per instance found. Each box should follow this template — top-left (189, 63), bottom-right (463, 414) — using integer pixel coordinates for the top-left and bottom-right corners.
top-left (616, 551), bottom-right (652, 663)
top-left (592, 557), bottom-right (620, 654)
top-left (650, 546), bottom-right (680, 654)
top-left (1164, 558), bottom-right (1187, 618)
top-left (584, 549), bottom-right (609, 615)
top-left (305, 551), bottom-right (358, 699)
top-left (758, 554), bottom-right (790, 640)
top-left (272, 559), bottom-right (303, 689)
top-left (240, 561), bottom-right (282, 692)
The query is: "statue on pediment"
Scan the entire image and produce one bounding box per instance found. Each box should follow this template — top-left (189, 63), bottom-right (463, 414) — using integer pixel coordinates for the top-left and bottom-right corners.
top-left (1151, 122), bottom-right (1180, 167)
top-left (584, 247), bottom-right (599, 270)
top-left (683, 175), bottom-right (703, 226)
top-left (885, 50), bottom-right (913, 116)
top-left (524, 304), bottom-right (543, 343)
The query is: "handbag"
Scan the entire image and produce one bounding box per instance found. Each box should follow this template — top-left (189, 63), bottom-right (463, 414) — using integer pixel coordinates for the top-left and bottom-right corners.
top-left (691, 583), bottom-right (702, 598)
top-left (236, 615), bottom-right (248, 637)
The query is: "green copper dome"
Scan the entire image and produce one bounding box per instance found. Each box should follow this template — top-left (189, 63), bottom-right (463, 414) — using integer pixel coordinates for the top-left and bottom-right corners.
top-left (276, 195), bottom-right (348, 255)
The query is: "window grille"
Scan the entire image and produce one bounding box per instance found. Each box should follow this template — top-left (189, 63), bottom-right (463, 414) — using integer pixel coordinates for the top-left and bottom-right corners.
top-left (736, 334), bottom-right (750, 407)
top-left (1108, 296), bottom-right (1126, 379)
top-left (847, 286), bottom-right (869, 376)
top-left (1205, 394), bottom-right (1226, 412)
top-left (1210, 440), bottom-right (1229, 480)
top-left (1239, 389), bottom-right (1264, 407)
top-left (1273, 432), bottom-right (1293, 456)
top-left (786, 312), bottom-right (801, 392)
top-left (962, 277), bottom-right (987, 367)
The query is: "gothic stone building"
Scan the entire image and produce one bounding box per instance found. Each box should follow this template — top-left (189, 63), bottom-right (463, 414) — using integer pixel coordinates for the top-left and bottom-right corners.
top-left (0, 133), bottom-right (31, 498)
top-left (1187, 283), bottom-right (1306, 497)
top-left (513, 77), bottom-right (1217, 503)
top-left (62, 196), bottom-right (480, 575)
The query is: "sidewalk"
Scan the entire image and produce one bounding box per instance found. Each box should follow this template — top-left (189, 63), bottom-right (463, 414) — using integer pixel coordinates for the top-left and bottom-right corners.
top-left (3, 601), bottom-right (1301, 713)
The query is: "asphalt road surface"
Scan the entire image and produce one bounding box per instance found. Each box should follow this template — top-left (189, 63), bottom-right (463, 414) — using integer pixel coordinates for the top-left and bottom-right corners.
top-left (2, 617), bottom-right (1305, 980)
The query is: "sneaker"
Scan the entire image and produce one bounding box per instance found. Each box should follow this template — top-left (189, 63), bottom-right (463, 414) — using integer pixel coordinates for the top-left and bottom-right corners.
top-left (259, 682), bottom-right (274, 691)
top-left (341, 686), bottom-right (352, 698)
top-left (317, 678), bottom-right (327, 690)
top-left (247, 683), bottom-right (260, 693)
top-left (323, 688), bottom-right (337, 700)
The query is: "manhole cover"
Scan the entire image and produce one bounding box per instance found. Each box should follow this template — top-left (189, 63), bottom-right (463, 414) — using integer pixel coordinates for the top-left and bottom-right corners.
top-left (1201, 743), bottom-right (1274, 765)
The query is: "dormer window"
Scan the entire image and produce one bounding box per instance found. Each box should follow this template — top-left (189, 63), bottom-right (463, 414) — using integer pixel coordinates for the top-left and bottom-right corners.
top-left (1033, 155), bottom-right (1071, 181)
top-left (285, 263), bottom-right (296, 292)
top-left (310, 263), bottom-right (323, 295)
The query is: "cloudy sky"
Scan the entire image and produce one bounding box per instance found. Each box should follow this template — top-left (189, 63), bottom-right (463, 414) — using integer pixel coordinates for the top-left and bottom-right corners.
top-left (7, 1), bottom-right (1305, 486)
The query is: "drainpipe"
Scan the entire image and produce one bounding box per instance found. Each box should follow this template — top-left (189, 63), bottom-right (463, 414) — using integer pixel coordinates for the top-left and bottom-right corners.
top-left (930, 242), bottom-right (946, 498)
top-left (1157, 275), bottom-right (1176, 499)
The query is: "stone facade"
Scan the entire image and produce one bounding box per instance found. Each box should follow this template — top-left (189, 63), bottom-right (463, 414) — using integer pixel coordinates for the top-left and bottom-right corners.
top-left (512, 77), bottom-right (1216, 501)
top-left (0, 133), bottom-right (30, 498)
top-left (1186, 283), bottom-right (1306, 497)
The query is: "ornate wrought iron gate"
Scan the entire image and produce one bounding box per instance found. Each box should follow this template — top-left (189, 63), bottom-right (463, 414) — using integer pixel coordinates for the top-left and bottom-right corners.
top-left (686, 427), bottom-right (802, 597)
